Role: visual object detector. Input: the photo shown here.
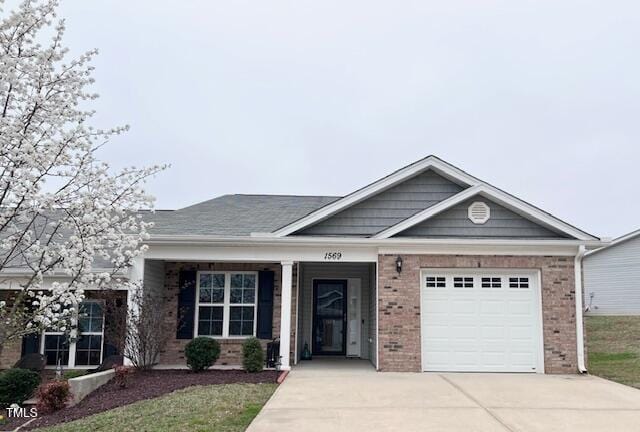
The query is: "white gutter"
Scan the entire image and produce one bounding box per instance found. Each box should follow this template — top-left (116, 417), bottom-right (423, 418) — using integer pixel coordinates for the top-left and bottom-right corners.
top-left (574, 245), bottom-right (588, 373)
top-left (145, 234), bottom-right (605, 248)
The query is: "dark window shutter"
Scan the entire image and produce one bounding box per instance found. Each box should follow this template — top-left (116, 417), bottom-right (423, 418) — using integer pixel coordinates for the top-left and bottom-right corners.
top-left (257, 271), bottom-right (275, 339)
top-left (103, 295), bottom-right (126, 356)
top-left (176, 270), bottom-right (197, 339)
top-left (21, 333), bottom-right (41, 356)
top-left (104, 343), bottom-right (119, 357)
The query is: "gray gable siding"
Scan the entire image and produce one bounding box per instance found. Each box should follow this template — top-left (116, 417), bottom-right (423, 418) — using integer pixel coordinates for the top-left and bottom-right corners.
top-left (584, 234), bottom-right (640, 315)
top-left (295, 170), bottom-right (465, 236)
top-left (394, 196), bottom-right (569, 238)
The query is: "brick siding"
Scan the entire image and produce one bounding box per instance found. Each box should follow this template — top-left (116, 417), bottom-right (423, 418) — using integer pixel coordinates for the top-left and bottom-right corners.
top-left (160, 262), bottom-right (296, 367)
top-left (378, 254), bottom-right (579, 374)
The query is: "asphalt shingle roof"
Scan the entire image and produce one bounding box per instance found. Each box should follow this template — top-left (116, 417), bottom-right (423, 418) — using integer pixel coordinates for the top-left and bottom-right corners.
top-left (145, 194), bottom-right (339, 237)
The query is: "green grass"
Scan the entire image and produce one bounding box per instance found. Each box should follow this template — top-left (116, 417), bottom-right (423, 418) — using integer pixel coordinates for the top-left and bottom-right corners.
top-left (586, 316), bottom-right (640, 388)
top-left (34, 383), bottom-right (277, 432)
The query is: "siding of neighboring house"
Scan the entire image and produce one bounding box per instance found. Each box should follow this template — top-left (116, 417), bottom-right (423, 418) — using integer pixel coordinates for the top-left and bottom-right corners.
top-left (296, 170), bottom-right (466, 236)
top-left (395, 196), bottom-right (568, 238)
top-left (297, 262), bottom-right (375, 363)
top-left (584, 234), bottom-right (640, 315)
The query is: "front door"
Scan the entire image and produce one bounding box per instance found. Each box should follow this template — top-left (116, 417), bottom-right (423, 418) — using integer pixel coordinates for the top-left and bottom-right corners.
top-left (313, 279), bottom-right (347, 355)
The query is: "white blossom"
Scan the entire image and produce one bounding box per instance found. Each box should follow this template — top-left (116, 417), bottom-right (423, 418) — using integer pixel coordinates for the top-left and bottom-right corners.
top-left (0, 0), bottom-right (166, 349)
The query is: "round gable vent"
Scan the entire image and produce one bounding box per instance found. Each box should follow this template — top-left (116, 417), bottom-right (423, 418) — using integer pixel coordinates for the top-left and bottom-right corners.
top-left (468, 201), bottom-right (490, 224)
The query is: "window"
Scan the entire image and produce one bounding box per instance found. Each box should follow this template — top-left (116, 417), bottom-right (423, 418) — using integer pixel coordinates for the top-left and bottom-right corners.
top-left (481, 277), bottom-right (502, 288)
top-left (426, 276), bottom-right (446, 288)
top-left (75, 302), bottom-right (104, 366)
top-left (453, 277), bottom-right (474, 288)
top-left (198, 273), bottom-right (225, 336)
top-left (196, 272), bottom-right (257, 338)
top-left (509, 277), bottom-right (530, 289)
top-left (42, 300), bottom-right (105, 367)
top-left (43, 334), bottom-right (69, 366)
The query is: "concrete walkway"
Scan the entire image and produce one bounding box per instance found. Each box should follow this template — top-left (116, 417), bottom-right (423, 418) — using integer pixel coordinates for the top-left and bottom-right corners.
top-left (248, 359), bottom-right (640, 432)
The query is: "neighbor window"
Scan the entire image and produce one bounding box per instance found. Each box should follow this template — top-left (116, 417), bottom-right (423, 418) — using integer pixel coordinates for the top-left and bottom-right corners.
top-left (75, 301), bottom-right (105, 366)
top-left (42, 300), bottom-right (105, 367)
top-left (43, 333), bottom-right (70, 367)
top-left (197, 272), bottom-right (257, 338)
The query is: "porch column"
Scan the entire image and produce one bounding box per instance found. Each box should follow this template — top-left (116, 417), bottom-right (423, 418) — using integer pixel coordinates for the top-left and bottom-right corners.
top-left (124, 256), bottom-right (144, 366)
top-left (279, 261), bottom-right (293, 370)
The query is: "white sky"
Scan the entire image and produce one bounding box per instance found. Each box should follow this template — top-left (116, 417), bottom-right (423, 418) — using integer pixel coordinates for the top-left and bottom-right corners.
top-left (47, 1), bottom-right (640, 238)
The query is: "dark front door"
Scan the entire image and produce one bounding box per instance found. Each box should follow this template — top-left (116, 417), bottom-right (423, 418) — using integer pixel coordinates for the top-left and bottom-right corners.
top-left (313, 279), bottom-right (347, 355)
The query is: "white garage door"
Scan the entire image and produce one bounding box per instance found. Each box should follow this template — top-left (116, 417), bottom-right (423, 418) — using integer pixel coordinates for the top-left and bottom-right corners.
top-left (420, 269), bottom-right (543, 373)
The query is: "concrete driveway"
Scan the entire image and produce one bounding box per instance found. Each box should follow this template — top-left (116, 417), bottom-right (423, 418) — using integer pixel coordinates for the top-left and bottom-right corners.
top-left (248, 360), bottom-right (640, 432)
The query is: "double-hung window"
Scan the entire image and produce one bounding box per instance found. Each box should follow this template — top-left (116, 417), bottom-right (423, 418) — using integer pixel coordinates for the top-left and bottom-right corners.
top-left (43, 331), bottom-right (70, 367)
top-left (75, 302), bottom-right (105, 366)
top-left (196, 272), bottom-right (257, 338)
top-left (42, 300), bottom-right (105, 368)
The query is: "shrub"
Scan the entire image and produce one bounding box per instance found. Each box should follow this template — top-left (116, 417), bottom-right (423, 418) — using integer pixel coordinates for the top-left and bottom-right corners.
top-left (242, 338), bottom-right (264, 373)
top-left (63, 370), bottom-right (87, 380)
top-left (36, 380), bottom-right (71, 413)
top-left (0, 368), bottom-right (41, 407)
top-left (185, 337), bottom-right (220, 372)
top-left (114, 366), bottom-right (133, 388)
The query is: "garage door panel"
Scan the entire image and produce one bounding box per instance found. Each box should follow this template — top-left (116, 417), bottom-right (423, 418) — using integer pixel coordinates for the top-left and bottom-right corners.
top-left (421, 269), bottom-right (541, 373)
top-left (479, 300), bottom-right (507, 315)
top-left (508, 300), bottom-right (533, 315)
top-left (451, 299), bottom-right (477, 314)
top-left (423, 298), bottom-right (450, 314)
top-left (424, 351), bottom-right (451, 367)
top-left (453, 351), bottom-right (481, 367)
top-left (481, 351), bottom-right (507, 366)
top-left (510, 326), bottom-right (535, 340)
top-left (422, 324), bottom-right (450, 340)
top-left (450, 325), bottom-right (478, 340)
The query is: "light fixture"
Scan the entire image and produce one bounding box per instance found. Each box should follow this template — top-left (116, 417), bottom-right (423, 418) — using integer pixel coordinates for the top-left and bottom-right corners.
top-left (396, 256), bottom-right (403, 274)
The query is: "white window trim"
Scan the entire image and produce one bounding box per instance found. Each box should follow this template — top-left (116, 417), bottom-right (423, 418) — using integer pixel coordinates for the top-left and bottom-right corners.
top-left (41, 300), bottom-right (105, 369)
top-left (74, 302), bottom-right (106, 367)
top-left (194, 271), bottom-right (259, 339)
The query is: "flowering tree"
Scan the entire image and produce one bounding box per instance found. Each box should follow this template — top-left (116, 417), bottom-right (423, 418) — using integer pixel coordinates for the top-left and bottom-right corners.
top-left (0, 0), bottom-right (164, 360)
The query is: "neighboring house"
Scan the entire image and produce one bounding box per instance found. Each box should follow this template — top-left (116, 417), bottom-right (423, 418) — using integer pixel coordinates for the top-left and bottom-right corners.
top-left (0, 156), bottom-right (604, 374)
top-left (584, 229), bottom-right (640, 315)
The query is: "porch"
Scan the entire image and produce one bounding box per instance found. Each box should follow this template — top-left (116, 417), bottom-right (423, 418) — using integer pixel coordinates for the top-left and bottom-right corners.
top-left (137, 258), bottom-right (377, 370)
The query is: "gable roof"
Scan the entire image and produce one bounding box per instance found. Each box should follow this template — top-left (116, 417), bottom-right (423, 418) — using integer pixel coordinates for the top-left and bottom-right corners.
top-left (271, 156), bottom-right (597, 241)
top-left (295, 169), bottom-right (465, 237)
top-left (585, 228), bottom-right (640, 257)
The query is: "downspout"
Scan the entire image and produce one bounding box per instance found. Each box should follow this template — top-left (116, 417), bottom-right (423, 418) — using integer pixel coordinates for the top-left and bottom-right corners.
top-left (574, 245), bottom-right (588, 373)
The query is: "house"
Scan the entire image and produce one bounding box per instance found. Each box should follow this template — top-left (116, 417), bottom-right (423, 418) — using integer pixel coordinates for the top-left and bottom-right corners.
top-left (583, 229), bottom-right (640, 315)
top-left (0, 156), bottom-right (604, 374)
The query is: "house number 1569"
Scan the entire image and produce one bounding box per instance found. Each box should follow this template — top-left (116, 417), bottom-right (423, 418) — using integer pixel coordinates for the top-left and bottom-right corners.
top-left (324, 252), bottom-right (342, 260)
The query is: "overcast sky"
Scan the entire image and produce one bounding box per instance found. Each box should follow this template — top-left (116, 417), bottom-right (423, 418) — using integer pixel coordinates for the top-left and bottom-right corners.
top-left (48, 1), bottom-right (640, 238)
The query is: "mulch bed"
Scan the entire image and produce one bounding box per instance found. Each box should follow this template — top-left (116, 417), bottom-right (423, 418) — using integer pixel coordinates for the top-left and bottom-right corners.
top-left (8, 369), bottom-right (279, 431)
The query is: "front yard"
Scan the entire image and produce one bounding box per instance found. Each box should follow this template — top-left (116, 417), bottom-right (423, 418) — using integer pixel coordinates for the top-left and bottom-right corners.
top-left (34, 383), bottom-right (277, 432)
top-left (0, 369), bottom-right (279, 432)
top-left (586, 315), bottom-right (640, 389)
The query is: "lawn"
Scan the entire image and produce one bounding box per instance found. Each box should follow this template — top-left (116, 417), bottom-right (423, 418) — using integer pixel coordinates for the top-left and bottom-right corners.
top-left (586, 315), bottom-right (640, 389)
top-left (33, 383), bottom-right (277, 432)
